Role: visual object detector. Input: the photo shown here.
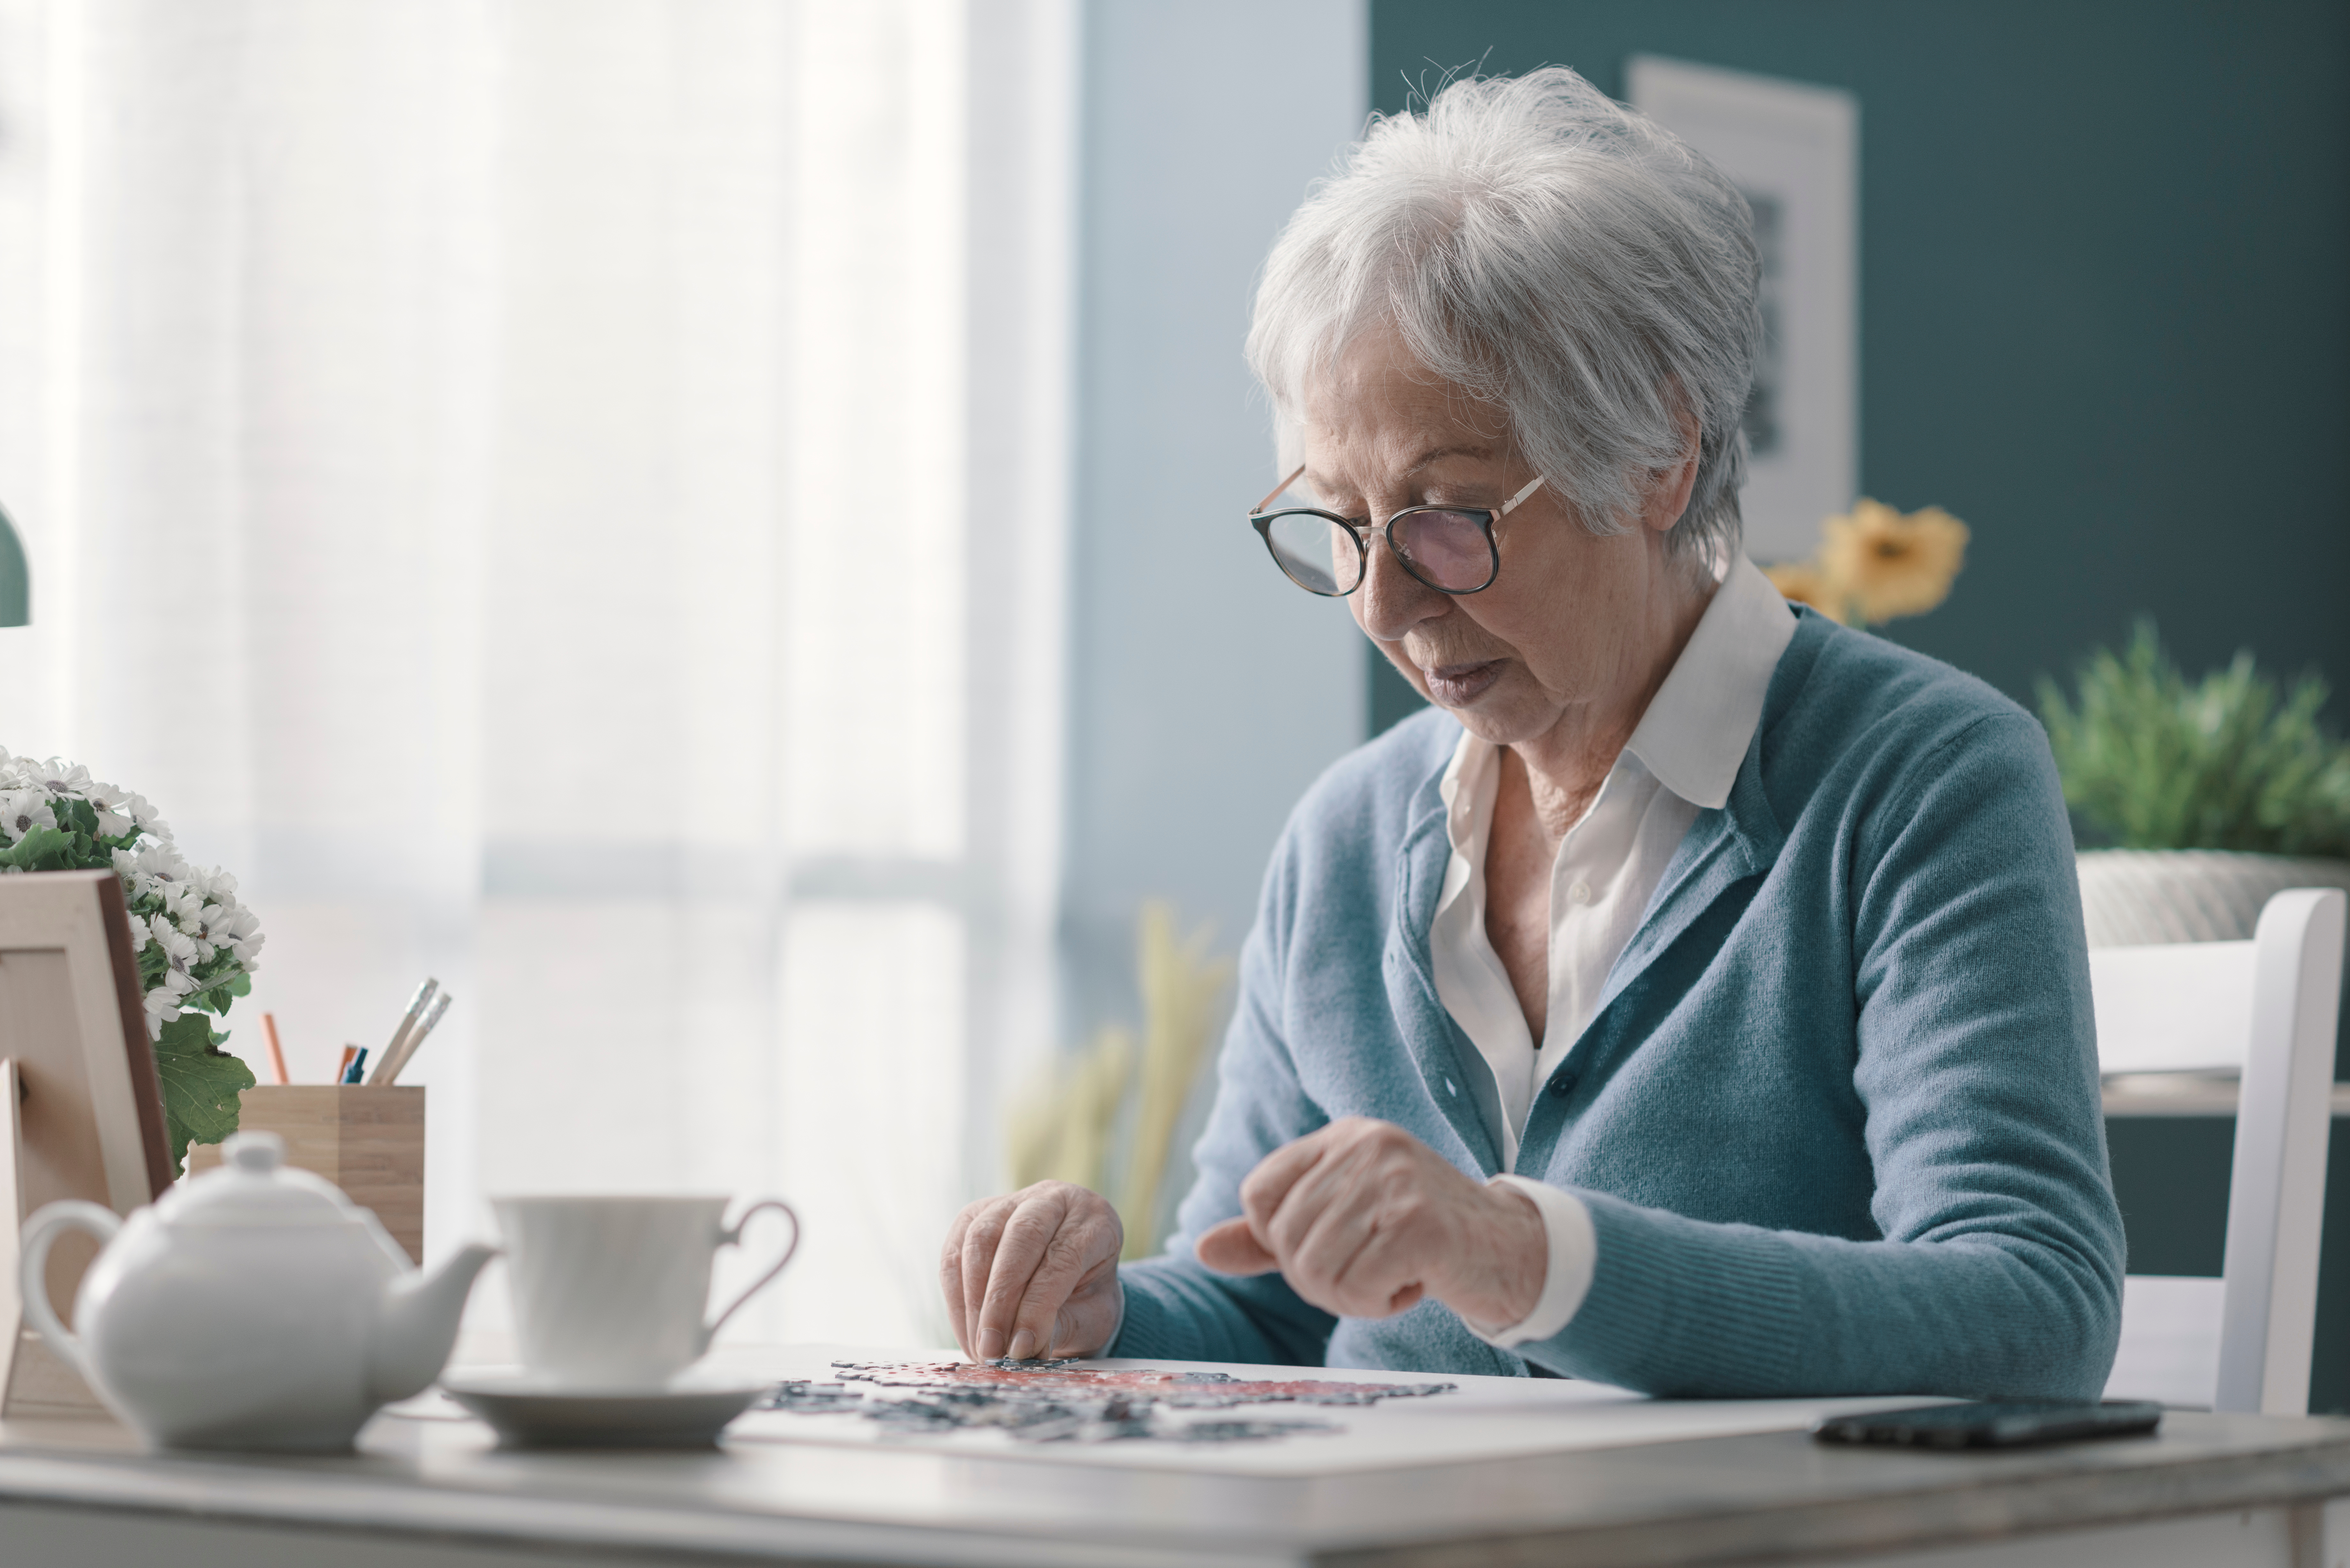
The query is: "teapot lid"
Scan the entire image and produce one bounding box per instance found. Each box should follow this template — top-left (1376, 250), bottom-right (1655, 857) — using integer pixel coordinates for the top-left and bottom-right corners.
top-left (158, 1131), bottom-right (364, 1227)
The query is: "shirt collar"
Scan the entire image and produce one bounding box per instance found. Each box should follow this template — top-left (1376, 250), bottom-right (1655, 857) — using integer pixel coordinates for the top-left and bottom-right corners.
top-left (1433, 552), bottom-right (1795, 826)
top-left (1625, 554), bottom-right (1797, 811)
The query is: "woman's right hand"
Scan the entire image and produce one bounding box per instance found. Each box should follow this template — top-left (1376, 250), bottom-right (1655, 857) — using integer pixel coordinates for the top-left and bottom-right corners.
top-left (940, 1181), bottom-right (1125, 1362)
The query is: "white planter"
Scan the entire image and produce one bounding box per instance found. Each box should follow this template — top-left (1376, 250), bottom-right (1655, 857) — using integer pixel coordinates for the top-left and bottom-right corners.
top-left (2075, 849), bottom-right (2350, 948)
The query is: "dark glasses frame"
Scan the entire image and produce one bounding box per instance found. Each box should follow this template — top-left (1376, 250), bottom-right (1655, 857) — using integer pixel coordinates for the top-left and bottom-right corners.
top-left (1247, 464), bottom-right (1547, 597)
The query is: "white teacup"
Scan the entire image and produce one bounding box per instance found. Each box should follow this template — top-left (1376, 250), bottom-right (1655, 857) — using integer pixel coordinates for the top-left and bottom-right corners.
top-left (490, 1195), bottom-right (799, 1388)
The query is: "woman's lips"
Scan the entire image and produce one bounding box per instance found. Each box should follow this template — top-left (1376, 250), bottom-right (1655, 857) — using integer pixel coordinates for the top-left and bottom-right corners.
top-left (1422, 659), bottom-right (1503, 706)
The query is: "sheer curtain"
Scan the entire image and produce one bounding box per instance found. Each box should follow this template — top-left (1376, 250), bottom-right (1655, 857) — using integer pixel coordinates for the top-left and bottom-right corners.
top-left (0, 0), bottom-right (1073, 1347)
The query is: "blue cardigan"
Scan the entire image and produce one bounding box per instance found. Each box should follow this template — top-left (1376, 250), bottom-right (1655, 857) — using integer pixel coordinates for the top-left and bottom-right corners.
top-left (1113, 611), bottom-right (2124, 1399)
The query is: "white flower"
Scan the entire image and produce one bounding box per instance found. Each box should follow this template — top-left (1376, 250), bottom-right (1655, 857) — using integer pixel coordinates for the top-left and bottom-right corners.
top-left (28, 759), bottom-right (93, 798)
top-left (193, 902), bottom-right (258, 949)
top-left (128, 843), bottom-right (194, 902)
top-left (81, 782), bottom-right (134, 837)
top-left (141, 988), bottom-right (179, 1036)
top-left (118, 791), bottom-right (163, 832)
top-left (148, 917), bottom-right (201, 973)
top-left (140, 967), bottom-right (197, 1036)
top-left (0, 790), bottom-right (57, 845)
top-left (189, 865), bottom-right (240, 904)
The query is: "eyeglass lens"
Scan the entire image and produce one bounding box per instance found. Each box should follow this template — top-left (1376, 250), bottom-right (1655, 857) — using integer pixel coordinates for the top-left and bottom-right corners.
top-left (1261, 512), bottom-right (1361, 595)
top-left (1390, 509), bottom-right (1494, 592)
top-left (1259, 508), bottom-right (1494, 595)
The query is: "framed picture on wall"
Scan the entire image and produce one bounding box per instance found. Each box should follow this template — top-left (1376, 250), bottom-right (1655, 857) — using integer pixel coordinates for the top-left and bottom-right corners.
top-left (1628, 55), bottom-right (1858, 564)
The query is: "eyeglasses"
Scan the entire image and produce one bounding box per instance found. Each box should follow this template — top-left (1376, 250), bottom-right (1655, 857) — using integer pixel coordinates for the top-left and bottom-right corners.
top-left (1247, 465), bottom-right (1547, 597)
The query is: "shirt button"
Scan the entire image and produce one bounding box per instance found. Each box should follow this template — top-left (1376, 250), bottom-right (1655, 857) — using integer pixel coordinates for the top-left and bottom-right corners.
top-left (1548, 1071), bottom-right (1579, 1100)
top-left (1568, 881), bottom-right (1593, 905)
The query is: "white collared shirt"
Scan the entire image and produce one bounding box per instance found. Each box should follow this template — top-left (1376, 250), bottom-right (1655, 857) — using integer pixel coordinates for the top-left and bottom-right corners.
top-left (1434, 556), bottom-right (1796, 1347)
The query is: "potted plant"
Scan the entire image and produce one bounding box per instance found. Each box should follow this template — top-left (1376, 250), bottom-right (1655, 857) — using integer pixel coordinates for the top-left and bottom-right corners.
top-left (0, 750), bottom-right (265, 1172)
top-left (2038, 624), bottom-right (2350, 946)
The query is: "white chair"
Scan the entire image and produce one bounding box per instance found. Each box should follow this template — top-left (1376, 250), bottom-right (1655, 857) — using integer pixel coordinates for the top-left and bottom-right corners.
top-left (2096, 886), bottom-right (2346, 1413)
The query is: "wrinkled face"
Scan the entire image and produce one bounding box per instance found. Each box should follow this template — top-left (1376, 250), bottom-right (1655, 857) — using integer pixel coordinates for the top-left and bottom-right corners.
top-left (1297, 323), bottom-right (1693, 752)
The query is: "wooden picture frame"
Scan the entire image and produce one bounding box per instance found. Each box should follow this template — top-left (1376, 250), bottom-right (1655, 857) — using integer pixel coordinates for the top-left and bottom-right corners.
top-left (0, 869), bottom-right (171, 1416)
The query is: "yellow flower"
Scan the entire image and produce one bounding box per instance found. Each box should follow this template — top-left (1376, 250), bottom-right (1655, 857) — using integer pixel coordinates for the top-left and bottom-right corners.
top-left (1818, 498), bottom-right (1969, 625)
top-left (1763, 560), bottom-right (1848, 623)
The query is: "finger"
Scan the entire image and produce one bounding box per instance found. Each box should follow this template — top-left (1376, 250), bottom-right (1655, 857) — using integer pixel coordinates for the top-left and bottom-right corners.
top-left (1007, 1209), bottom-right (1116, 1360)
top-left (1283, 1179), bottom-right (1385, 1308)
top-left (958, 1196), bottom-right (1020, 1359)
top-left (1196, 1216), bottom-right (1280, 1275)
top-left (1259, 1128), bottom-right (1382, 1262)
top-left (976, 1189), bottom-right (1074, 1360)
top-left (1049, 1251), bottom-right (1124, 1358)
top-left (1238, 1126), bottom-right (1340, 1245)
top-left (940, 1210), bottom-right (974, 1357)
top-left (1326, 1216), bottom-right (1429, 1319)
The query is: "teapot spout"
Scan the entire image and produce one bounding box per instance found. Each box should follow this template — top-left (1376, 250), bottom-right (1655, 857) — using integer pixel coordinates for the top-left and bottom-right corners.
top-left (370, 1243), bottom-right (499, 1403)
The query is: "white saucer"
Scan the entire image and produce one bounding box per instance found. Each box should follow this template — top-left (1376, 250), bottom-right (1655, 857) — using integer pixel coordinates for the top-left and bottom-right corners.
top-left (440, 1371), bottom-right (767, 1449)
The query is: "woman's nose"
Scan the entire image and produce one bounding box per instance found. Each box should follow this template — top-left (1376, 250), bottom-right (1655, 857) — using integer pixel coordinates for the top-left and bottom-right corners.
top-left (1352, 531), bottom-right (1446, 643)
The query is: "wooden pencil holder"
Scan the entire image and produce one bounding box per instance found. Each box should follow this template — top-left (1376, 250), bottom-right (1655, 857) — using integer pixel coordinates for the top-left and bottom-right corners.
top-left (185, 1086), bottom-right (426, 1264)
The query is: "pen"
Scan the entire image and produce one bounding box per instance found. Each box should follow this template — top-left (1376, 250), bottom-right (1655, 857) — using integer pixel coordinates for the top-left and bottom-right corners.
top-left (339, 1047), bottom-right (369, 1085)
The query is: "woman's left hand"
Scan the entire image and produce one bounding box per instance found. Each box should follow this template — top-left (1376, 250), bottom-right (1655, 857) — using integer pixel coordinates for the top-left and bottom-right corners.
top-left (1195, 1117), bottom-right (1547, 1330)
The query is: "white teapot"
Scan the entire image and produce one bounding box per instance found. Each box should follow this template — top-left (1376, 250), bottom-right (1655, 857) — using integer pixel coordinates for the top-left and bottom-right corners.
top-left (18, 1130), bottom-right (497, 1451)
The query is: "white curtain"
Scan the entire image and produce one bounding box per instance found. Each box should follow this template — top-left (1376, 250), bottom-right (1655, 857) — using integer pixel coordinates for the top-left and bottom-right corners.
top-left (0, 0), bottom-right (1073, 1349)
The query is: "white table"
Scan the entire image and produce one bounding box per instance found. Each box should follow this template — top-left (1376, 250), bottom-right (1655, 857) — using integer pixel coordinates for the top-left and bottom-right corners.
top-left (3, 1346), bottom-right (2347, 1567)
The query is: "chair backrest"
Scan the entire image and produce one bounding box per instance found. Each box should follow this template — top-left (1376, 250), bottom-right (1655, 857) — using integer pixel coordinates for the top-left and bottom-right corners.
top-left (2095, 886), bottom-right (2346, 1414)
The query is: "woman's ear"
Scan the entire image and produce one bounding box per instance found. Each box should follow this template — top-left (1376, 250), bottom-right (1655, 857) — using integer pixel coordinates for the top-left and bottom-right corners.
top-left (1641, 400), bottom-right (1704, 536)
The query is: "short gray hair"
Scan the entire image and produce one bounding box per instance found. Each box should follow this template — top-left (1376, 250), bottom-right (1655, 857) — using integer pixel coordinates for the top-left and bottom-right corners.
top-left (1247, 67), bottom-right (1762, 565)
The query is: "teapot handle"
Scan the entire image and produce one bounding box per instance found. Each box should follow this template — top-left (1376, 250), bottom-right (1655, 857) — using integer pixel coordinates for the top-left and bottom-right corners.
top-left (18, 1201), bottom-right (121, 1386)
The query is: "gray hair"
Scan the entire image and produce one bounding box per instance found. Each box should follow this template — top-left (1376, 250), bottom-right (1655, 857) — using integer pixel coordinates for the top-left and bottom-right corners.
top-left (1247, 67), bottom-right (1762, 565)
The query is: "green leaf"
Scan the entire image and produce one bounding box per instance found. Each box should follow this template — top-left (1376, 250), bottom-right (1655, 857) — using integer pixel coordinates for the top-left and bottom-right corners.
top-left (0, 825), bottom-right (81, 872)
top-left (153, 1012), bottom-right (254, 1178)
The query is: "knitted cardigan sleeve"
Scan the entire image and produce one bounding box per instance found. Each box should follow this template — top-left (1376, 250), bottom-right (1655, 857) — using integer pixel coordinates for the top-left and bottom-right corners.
top-left (1513, 713), bottom-right (2124, 1398)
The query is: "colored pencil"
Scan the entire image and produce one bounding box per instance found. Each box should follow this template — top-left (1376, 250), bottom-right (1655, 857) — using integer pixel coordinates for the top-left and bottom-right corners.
top-left (261, 1012), bottom-right (291, 1086)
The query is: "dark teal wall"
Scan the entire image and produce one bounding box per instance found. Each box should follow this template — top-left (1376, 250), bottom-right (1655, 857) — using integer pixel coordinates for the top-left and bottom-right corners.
top-left (1369, 0), bottom-right (2350, 1413)
top-left (1367, 0), bottom-right (2350, 734)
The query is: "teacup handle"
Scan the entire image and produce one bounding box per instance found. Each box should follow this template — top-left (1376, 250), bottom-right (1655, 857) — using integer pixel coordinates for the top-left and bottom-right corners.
top-left (17, 1200), bottom-right (122, 1388)
top-left (700, 1198), bottom-right (800, 1349)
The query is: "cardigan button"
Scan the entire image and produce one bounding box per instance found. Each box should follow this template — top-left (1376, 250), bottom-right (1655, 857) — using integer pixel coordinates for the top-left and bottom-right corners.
top-left (1547, 1071), bottom-right (1579, 1100)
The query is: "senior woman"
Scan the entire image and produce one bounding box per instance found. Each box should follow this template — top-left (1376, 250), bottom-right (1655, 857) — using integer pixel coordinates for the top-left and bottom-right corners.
top-left (942, 68), bottom-right (2123, 1398)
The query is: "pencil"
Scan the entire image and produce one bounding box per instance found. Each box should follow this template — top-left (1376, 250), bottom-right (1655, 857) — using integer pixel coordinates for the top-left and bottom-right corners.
top-left (336, 1044), bottom-right (358, 1083)
top-left (261, 1012), bottom-right (291, 1086)
top-left (368, 978), bottom-right (439, 1086)
top-left (380, 992), bottom-right (451, 1084)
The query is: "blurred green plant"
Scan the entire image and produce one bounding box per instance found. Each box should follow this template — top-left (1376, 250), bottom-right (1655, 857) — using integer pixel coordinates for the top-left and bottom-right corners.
top-left (2037, 621), bottom-right (2350, 857)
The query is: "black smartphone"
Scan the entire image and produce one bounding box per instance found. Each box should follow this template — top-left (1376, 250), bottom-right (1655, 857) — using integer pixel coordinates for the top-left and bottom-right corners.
top-left (1813, 1400), bottom-right (2163, 1450)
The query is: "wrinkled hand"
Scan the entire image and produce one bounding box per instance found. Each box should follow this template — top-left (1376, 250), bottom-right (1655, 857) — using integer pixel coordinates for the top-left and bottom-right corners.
top-left (940, 1181), bottom-right (1125, 1362)
top-left (1195, 1117), bottom-right (1545, 1329)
